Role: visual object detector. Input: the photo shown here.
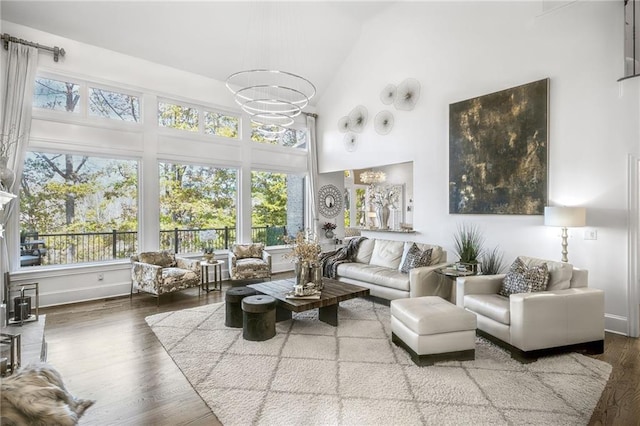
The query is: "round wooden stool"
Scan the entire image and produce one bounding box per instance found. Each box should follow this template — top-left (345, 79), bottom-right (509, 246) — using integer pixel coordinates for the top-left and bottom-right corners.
top-left (241, 295), bottom-right (277, 341)
top-left (225, 286), bottom-right (257, 328)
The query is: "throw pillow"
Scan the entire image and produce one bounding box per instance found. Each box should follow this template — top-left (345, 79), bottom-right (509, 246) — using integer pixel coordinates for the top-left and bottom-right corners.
top-left (400, 243), bottom-right (432, 274)
top-left (139, 251), bottom-right (175, 268)
top-left (233, 243), bottom-right (264, 259)
top-left (498, 257), bottom-right (550, 297)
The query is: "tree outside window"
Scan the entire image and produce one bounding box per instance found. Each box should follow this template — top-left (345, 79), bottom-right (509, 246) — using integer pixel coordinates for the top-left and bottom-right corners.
top-left (158, 101), bottom-right (198, 131)
top-left (33, 77), bottom-right (81, 113)
top-left (251, 170), bottom-right (304, 245)
top-left (250, 123), bottom-right (307, 149)
top-left (158, 162), bottom-right (237, 252)
top-left (89, 87), bottom-right (140, 122)
top-left (204, 111), bottom-right (239, 138)
top-left (20, 152), bottom-right (139, 266)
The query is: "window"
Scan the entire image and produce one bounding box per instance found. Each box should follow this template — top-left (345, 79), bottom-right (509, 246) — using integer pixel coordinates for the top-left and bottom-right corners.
top-left (33, 77), bottom-right (81, 113)
top-left (204, 111), bottom-right (239, 138)
top-left (89, 87), bottom-right (140, 122)
top-left (250, 123), bottom-right (307, 149)
top-left (251, 170), bottom-right (304, 245)
top-left (355, 187), bottom-right (367, 227)
top-left (20, 152), bottom-right (139, 266)
top-left (158, 101), bottom-right (199, 131)
top-left (158, 162), bottom-right (237, 253)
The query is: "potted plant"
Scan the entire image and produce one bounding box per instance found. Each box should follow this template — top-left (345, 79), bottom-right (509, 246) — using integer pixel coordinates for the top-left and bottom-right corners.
top-left (453, 223), bottom-right (484, 273)
top-left (480, 246), bottom-right (505, 275)
top-left (321, 222), bottom-right (337, 239)
top-left (199, 229), bottom-right (217, 263)
top-left (202, 247), bottom-right (215, 263)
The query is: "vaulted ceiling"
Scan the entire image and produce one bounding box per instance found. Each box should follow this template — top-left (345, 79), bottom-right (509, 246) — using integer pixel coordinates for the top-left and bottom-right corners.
top-left (1, 1), bottom-right (394, 105)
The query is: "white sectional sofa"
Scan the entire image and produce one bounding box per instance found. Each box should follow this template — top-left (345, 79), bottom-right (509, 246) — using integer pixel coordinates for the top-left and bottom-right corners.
top-left (456, 256), bottom-right (605, 361)
top-left (332, 238), bottom-right (450, 301)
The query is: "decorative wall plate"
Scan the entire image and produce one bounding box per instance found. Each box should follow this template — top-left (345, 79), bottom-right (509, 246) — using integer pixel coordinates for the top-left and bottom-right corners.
top-left (380, 84), bottom-right (397, 105)
top-left (348, 105), bottom-right (368, 133)
top-left (343, 132), bottom-right (358, 152)
top-left (318, 184), bottom-right (343, 218)
top-left (337, 116), bottom-right (349, 133)
top-left (394, 78), bottom-right (421, 111)
top-left (374, 110), bottom-right (394, 135)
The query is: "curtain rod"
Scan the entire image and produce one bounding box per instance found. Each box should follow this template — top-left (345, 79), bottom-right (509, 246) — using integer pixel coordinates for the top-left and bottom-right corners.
top-left (1, 33), bottom-right (65, 62)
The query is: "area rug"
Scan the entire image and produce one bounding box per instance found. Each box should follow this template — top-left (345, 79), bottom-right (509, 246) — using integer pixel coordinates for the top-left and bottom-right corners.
top-left (146, 298), bottom-right (611, 425)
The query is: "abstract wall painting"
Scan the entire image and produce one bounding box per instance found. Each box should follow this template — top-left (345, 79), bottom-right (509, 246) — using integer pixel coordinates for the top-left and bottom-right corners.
top-left (449, 78), bottom-right (549, 215)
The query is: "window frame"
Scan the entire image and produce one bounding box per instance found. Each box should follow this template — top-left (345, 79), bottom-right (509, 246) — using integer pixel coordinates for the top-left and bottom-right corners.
top-left (18, 148), bottom-right (141, 268)
top-left (23, 71), bottom-right (310, 273)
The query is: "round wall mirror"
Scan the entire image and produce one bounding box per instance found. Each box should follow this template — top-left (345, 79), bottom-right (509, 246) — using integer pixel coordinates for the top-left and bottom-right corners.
top-left (318, 184), bottom-right (342, 218)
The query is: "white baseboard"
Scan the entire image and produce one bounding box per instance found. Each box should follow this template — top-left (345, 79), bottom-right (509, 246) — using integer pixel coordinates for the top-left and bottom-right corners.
top-left (40, 281), bottom-right (131, 308)
top-left (605, 313), bottom-right (628, 336)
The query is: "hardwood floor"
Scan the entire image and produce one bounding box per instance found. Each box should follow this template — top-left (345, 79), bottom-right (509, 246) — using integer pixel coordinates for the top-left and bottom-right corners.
top-left (39, 277), bottom-right (640, 425)
top-left (42, 286), bottom-right (226, 425)
top-left (589, 333), bottom-right (640, 426)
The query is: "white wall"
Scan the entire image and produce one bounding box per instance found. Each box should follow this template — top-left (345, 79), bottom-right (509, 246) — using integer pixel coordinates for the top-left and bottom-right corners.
top-left (316, 1), bottom-right (639, 334)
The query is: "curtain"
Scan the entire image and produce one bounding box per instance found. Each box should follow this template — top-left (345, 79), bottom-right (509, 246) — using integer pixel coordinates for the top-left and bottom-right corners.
top-left (1, 42), bottom-right (38, 288)
top-left (305, 114), bottom-right (320, 238)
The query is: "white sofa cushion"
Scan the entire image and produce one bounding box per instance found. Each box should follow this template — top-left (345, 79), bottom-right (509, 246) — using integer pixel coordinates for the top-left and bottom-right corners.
top-left (369, 239), bottom-right (404, 269)
top-left (337, 263), bottom-right (410, 292)
top-left (391, 296), bottom-right (477, 335)
top-left (354, 239), bottom-right (375, 264)
top-left (520, 256), bottom-right (573, 291)
top-left (464, 294), bottom-right (511, 325)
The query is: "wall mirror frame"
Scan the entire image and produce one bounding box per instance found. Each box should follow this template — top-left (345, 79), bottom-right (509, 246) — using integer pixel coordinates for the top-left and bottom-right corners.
top-left (318, 184), bottom-right (343, 218)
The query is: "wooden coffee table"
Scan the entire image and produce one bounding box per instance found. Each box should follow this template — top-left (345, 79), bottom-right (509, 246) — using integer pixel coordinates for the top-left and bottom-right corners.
top-left (248, 278), bottom-right (369, 326)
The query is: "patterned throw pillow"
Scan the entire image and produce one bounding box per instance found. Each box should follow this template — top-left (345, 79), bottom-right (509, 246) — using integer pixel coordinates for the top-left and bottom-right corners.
top-left (233, 243), bottom-right (264, 259)
top-left (400, 243), bottom-right (433, 274)
top-left (498, 257), bottom-right (550, 297)
top-left (139, 251), bottom-right (176, 267)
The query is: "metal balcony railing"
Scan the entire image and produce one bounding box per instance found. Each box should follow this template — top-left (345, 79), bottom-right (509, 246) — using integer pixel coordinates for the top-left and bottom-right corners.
top-left (20, 225), bottom-right (287, 267)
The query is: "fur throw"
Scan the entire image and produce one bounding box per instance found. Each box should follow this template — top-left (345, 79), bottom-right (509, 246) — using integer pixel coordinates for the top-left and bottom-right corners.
top-left (1, 363), bottom-right (94, 425)
top-left (319, 236), bottom-right (367, 278)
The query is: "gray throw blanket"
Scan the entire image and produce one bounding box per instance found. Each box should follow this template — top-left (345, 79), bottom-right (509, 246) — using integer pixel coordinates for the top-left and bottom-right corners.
top-left (319, 236), bottom-right (367, 279)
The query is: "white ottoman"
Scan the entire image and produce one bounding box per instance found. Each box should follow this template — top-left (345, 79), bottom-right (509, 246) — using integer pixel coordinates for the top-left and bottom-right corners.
top-left (391, 296), bottom-right (477, 366)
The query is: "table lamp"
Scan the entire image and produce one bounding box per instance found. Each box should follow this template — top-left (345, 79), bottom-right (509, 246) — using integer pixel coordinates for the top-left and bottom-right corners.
top-left (544, 206), bottom-right (586, 262)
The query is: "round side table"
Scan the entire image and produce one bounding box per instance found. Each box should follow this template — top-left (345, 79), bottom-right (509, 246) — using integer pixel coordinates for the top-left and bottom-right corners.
top-left (201, 260), bottom-right (224, 292)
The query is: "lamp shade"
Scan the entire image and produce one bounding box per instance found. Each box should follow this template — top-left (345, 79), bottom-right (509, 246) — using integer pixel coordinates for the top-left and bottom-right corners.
top-left (544, 206), bottom-right (586, 227)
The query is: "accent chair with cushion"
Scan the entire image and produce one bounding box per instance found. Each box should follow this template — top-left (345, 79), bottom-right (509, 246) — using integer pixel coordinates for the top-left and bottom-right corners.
top-left (228, 243), bottom-right (272, 282)
top-left (130, 250), bottom-right (201, 305)
top-left (456, 255), bottom-right (605, 362)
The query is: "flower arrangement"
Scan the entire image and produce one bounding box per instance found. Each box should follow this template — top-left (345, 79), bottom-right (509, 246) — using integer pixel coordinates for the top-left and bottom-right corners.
top-left (370, 185), bottom-right (399, 208)
top-left (282, 230), bottom-right (321, 264)
top-left (199, 230), bottom-right (217, 254)
top-left (321, 222), bottom-right (336, 231)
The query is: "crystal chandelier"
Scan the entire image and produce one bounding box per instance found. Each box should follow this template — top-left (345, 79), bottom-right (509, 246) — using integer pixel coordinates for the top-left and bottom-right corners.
top-left (360, 170), bottom-right (386, 184)
top-left (225, 69), bottom-right (316, 131)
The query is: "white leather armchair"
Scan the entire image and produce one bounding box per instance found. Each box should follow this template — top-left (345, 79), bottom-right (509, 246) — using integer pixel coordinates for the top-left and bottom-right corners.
top-left (456, 256), bottom-right (604, 362)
